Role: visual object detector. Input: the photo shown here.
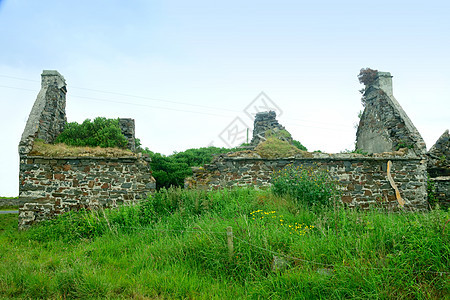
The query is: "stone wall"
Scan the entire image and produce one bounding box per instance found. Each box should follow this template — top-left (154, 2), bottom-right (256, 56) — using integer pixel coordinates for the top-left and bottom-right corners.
top-left (431, 177), bottom-right (449, 209)
top-left (191, 152), bottom-right (428, 210)
top-left (427, 130), bottom-right (450, 209)
top-left (18, 155), bottom-right (155, 229)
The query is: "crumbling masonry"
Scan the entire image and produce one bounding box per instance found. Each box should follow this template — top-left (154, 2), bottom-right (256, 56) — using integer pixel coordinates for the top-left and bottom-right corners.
top-left (191, 71), bottom-right (449, 210)
top-left (250, 111), bottom-right (293, 145)
top-left (18, 71), bottom-right (156, 229)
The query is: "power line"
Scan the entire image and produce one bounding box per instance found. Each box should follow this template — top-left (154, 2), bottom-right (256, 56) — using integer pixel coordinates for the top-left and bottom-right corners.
top-left (0, 74), bottom-right (39, 83)
top-left (0, 74), bottom-right (240, 113)
top-left (285, 121), bottom-right (354, 132)
top-left (0, 84), bottom-right (233, 118)
top-left (0, 74), bottom-right (356, 131)
top-left (72, 94), bottom-right (233, 118)
top-left (0, 85), bottom-right (36, 92)
top-left (70, 86), bottom-right (241, 113)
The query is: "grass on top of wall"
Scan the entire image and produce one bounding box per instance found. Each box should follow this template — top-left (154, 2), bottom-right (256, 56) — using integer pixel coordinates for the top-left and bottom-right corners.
top-left (29, 139), bottom-right (135, 158)
top-left (0, 188), bottom-right (449, 299)
top-left (255, 138), bottom-right (312, 158)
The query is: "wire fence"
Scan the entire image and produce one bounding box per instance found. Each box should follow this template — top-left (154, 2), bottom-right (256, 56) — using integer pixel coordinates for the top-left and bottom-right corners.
top-left (112, 224), bottom-right (450, 276)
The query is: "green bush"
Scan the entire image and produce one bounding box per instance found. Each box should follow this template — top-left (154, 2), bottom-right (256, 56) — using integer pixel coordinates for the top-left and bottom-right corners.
top-left (142, 146), bottom-right (245, 189)
top-left (292, 139), bottom-right (307, 151)
top-left (146, 152), bottom-right (192, 189)
top-left (271, 164), bottom-right (339, 207)
top-left (55, 117), bottom-right (128, 148)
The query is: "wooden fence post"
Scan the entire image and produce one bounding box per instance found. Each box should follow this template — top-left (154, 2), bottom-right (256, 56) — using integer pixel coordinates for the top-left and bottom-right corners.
top-left (227, 226), bottom-right (234, 260)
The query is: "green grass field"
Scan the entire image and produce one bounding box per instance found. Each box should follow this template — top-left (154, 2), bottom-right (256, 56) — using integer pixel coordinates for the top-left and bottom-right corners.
top-left (0, 188), bottom-right (448, 299)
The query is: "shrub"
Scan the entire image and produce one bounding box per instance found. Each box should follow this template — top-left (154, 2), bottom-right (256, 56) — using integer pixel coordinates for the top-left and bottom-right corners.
top-left (358, 68), bottom-right (379, 107)
top-left (146, 152), bottom-right (192, 189)
top-left (55, 117), bottom-right (128, 148)
top-left (271, 164), bottom-right (339, 207)
top-left (142, 146), bottom-right (246, 189)
top-left (292, 139), bottom-right (307, 151)
top-left (357, 67), bottom-right (378, 86)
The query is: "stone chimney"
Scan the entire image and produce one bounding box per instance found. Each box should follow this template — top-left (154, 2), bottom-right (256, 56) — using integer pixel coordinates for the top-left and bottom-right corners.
top-left (19, 70), bottom-right (67, 155)
top-left (372, 71), bottom-right (393, 96)
top-left (119, 118), bottom-right (136, 152)
top-left (41, 70), bottom-right (67, 91)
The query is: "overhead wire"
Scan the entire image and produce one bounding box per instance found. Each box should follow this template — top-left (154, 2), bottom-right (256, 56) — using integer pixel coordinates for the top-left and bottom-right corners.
top-left (0, 74), bottom-right (240, 113)
top-left (0, 73), bottom-right (356, 131)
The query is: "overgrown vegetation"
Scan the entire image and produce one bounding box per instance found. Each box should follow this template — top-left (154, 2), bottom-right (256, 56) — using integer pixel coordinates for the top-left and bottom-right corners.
top-left (142, 146), bottom-right (245, 189)
top-left (264, 128), bottom-right (291, 140)
top-left (395, 139), bottom-right (414, 150)
top-left (340, 148), bottom-right (369, 155)
top-left (272, 164), bottom-right (339, 207)
top-left (263, 129), bottom-right (308, 151)
top-left (358, 67), bottom-right (378, 106)
top-left (55, 117), bottom-right (128, 149)
top-left (255, 137), bottom-right (308, 158)
top-left (358, 67), bottom-right (378, 86)
top-left (1, 187), bottom-right (448, 299)
top-left (292, 139), bottom-right (308, 151)
top-left (30, 139), bottom-right (133, 157)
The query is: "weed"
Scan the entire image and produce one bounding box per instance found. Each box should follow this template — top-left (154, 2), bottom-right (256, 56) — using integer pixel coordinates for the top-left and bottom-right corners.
top-left (271, 164), bottom-right (339, 208)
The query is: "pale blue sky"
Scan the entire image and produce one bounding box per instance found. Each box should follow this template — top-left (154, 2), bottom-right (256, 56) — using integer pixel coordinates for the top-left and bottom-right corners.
top-left (1, 0), bottom-right (449, 196)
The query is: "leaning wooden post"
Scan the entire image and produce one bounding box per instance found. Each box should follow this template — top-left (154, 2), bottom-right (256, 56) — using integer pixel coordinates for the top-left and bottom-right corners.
top-left (387, 160), bottom-right (405, 207)
top-left (227, 226), bottom-right (234, 260)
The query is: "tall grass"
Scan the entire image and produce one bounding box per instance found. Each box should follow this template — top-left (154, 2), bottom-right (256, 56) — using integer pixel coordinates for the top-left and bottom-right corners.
top-left (272, 163), bottom-right (339, 207)
top-left (0, 188), bottom-right (448, 299)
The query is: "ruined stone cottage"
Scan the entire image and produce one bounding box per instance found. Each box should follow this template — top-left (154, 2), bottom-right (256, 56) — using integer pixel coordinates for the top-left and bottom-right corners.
top-left (18, 71), bottom-right (156, 229)
top-left (190, 71), bottom-right (449, 210)
top-left (17, 70), bottom-right (448, 229)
